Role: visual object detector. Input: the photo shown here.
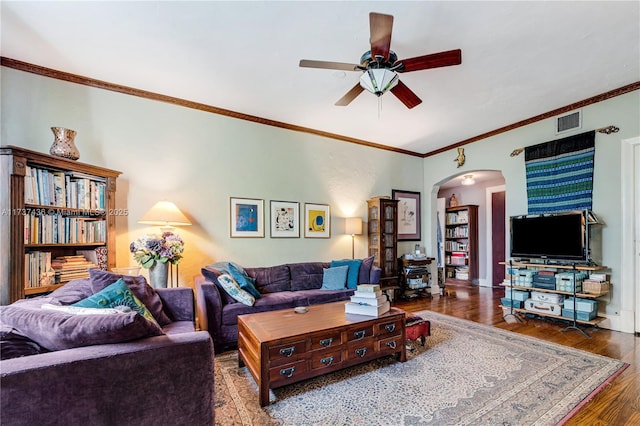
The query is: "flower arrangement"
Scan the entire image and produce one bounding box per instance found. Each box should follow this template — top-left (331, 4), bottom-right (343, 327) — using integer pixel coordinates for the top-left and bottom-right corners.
top-left (130, 231), bottom-right (184, 268)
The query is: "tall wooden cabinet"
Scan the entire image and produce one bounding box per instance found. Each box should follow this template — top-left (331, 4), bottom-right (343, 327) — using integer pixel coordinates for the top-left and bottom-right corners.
top-left (367, 196), bottom-right (399, 289)
top-left (0, 146), bottom-right (121, 304)
top-left (444, 204), bottom-right (478, 285)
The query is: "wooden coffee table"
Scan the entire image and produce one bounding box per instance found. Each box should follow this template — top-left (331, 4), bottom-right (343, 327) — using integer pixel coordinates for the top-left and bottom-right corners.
top-left (237, 301), bottom-right (406, 406)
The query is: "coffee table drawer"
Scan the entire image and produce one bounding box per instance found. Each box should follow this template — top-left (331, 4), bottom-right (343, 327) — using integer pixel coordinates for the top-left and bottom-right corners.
top-left (346, 324), bottom-right (375, 342)
top-left (269, 359), bottom-right (308, 385)
top-left (378, 335), bottom-right (403, 354)
top-left (310, 332), bottom-right (342, 350)
top-left (268, 340), bottom-right (307, 365)
top-left (310, 349), bottom-right (343, 370)
top-left (377, 318), bottom-right (403, 337)
top-left (347, 337), bottom-right (376, 360)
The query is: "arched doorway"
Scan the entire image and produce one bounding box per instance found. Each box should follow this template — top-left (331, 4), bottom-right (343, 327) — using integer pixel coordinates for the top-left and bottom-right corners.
top-left (435, 170), bottom-right (506, 287)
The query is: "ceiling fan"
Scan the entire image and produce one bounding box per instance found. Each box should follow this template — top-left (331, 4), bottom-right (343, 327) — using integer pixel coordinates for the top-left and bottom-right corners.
top-left (299, 12), bottom-right (462, 109)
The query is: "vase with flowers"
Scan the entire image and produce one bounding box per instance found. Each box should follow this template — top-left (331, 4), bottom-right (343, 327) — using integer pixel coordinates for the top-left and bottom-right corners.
top-left (130, 232), bottom-right (184, 288)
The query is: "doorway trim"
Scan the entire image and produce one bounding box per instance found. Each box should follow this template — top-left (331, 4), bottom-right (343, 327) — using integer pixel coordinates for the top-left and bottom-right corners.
top-left (620, 136), bottom-right (639, 333)
top-left (484, 185), bottom-right (506, 287)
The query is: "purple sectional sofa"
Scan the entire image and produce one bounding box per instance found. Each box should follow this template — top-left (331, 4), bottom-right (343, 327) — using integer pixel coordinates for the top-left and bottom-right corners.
top-left (195, 261), bottom-right (381, 353)
top-left (1, 278), bottom-right (215, 426)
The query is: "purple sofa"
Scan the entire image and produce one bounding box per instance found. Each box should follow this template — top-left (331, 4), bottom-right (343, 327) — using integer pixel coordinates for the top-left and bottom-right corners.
top-left (195, 261), bottom-right (381, 353)
top-left (1, 282), bottom-right (215, 426)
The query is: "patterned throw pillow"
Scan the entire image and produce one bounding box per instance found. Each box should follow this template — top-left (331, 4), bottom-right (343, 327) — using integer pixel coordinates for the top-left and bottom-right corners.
top-left (228, 263), bottom-right (261, 299)
top-left (217, 274), bottom-right (255, 306)
top-left (89, 269), bottom-right (171, 326)
top-left (73, 278), bottom-right (159, 326)
top-left (321, 265), bottom-right (349, 290)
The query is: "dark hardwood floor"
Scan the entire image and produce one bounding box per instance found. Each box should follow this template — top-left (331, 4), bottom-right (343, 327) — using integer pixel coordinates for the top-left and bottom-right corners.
top-left (394, 283), bottom-right (639, 426)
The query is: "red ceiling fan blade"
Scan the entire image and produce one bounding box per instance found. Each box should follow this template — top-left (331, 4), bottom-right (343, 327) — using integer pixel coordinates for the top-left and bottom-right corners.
top-left (390, 80), bottom-right (422, 109)
top-left (369, 12), bottom-right (393, 61)
top-left (395, 49), bottom-right (462, 73)
top-left (335, 83), bottom-right (365, 106)
top-left (299, 59), bottom-right (361, 71)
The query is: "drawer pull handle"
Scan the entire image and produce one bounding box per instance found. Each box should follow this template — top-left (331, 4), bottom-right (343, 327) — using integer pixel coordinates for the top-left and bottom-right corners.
top-left (386, 341), bottom-right (397, 349)
top-left (279, 347), bottom-right (295, 357)
top-left (320, 356), bottom-right (334, 366)
top-left (355, 348), bottom-right (367, 358)
top-left (279, 367), bottom-right (296, 378)
top-left (319, 338), bottom-right (333, 347)
top-left (385, 324), bottom-right (396, 333)
top-left (354, 330), bottom-right (366, 339)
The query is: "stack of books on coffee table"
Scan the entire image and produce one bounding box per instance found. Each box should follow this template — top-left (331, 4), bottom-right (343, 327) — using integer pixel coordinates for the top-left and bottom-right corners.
top-left (344, 284), bottom-right (390, 316)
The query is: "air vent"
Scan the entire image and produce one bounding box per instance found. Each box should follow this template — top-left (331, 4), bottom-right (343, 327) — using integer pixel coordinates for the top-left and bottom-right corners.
top-left (556, 110), bottom-right (582, 134)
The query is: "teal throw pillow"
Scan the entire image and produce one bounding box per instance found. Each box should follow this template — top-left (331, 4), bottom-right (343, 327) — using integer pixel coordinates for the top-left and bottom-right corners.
top-left (330, 259), bottom-right (363, 289)
top-left (228, 263), bottom-right (261, 299)
top-left (217, 274), bottom-right (255, 306)
top-left (321, 265), bottom-right (349, 290)
top-left (72, 278), bottom-right (159, 327)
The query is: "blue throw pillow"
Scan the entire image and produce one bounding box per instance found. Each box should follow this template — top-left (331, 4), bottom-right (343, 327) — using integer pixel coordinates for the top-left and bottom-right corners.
top-left (321, 265), bottom-right (349, 290)
top-left (330, 259), bottom-right (363, 289)
top-left (228, 263), bottom-right (261, 299)
top-left (73, 278), bottom-right (159, 327)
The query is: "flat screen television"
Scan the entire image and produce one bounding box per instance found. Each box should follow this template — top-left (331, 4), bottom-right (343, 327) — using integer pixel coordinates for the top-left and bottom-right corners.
top-left (510, 211), bottom-right (588, 263)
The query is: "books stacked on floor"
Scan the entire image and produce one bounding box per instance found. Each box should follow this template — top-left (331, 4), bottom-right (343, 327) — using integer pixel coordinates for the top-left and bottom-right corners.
top-left (51, 254), bottom-right (98, 283)
top-left (344, 284), bottom-right (390, 317)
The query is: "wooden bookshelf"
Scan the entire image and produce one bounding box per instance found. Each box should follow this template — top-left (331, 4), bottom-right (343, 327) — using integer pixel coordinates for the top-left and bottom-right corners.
top-left (444, 205), bottom-right (478, 284)
top-left (0, 146), bottom-right (121, 304)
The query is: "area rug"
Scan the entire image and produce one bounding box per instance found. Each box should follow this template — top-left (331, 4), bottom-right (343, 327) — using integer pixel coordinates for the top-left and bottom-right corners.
top-left (214, 310), bottom-right (627, 425)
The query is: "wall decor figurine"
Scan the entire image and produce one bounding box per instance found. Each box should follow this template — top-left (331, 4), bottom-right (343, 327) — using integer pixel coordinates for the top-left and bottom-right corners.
top-left (454, 147), bottom-right (466, 168)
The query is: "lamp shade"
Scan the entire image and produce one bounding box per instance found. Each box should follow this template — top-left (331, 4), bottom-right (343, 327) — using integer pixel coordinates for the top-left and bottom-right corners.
top-left (138, 201), bottom-right (192, 227)
top-left (345, 217), bottom-right (363, 235)
top-left (359, 69), bottom-right (399, 96)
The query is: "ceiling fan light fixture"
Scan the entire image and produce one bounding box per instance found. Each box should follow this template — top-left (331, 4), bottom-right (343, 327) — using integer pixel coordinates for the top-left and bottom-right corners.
top-left (359, 68), bottom-right (398, 96)
top-left (461, 175), bottom-right (476, 186)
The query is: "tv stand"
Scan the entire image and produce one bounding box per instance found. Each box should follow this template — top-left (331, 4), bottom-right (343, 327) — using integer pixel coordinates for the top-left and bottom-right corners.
top-left (499, 261), bottom-right (609, 337)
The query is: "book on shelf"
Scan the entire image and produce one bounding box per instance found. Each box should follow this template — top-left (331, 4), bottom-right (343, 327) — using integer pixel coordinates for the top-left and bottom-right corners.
top-left (344, 300), bottom-right (390, 317)
top-left (51, 254), bottom-right (98, 283)
top-left (350, 293), bottom-right (387, 306)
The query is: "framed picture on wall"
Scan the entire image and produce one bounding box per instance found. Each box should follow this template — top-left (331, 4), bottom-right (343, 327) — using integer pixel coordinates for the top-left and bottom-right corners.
top-left (270, 200), bottom-right (300, 238)
top-left (392, 189), bottom-right (421, 241)
top-left (230, 197), bottom-right (264, 238)
top-left (304, 203), bottom-right (331, 238)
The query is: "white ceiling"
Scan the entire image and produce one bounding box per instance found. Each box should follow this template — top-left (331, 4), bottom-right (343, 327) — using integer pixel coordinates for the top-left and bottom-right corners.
top-left (2, 1), bottom-right (639, 155)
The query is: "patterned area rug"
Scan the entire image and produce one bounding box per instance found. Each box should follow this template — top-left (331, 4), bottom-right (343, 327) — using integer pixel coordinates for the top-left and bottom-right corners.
top-left (214, 310), bottom-right (627, 425)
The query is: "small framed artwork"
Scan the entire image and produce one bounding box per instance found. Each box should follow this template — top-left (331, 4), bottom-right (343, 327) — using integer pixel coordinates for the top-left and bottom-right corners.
top-left (230, 197), bottom-right (264, 238)
top-left (270, 200), bottom-right (300, 238)
top-left (304, 203), bottom-right (331, 238)
top-left (392, 189), bottom-right (421, 241)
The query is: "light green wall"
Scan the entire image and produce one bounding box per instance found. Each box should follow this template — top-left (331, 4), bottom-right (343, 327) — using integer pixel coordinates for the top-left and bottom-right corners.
top-left (1, 67), bottom-right (423, 285)
top-left (2, 67), bottom-right (638, 332)
top-left (423, 91), bottom-right (640, 331)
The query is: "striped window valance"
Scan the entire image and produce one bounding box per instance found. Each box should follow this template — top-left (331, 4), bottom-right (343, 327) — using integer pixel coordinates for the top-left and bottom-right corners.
top-left (525, 130), bottom-right (595, 214)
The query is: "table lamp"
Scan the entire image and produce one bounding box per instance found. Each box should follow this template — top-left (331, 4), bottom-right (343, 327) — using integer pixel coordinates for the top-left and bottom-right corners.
top-left (138, 200), bottom-right (192, 232)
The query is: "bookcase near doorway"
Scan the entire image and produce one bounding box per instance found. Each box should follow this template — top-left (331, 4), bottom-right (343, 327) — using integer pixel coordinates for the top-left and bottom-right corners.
top-left (0, 146), bottom-right (121, 304)
top-left (444, 205), bottom-right (478, 285)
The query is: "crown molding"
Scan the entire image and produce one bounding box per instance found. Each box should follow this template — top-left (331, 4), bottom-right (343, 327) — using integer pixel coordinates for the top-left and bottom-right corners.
top-left (2, 56), bottom-right (638, 159)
